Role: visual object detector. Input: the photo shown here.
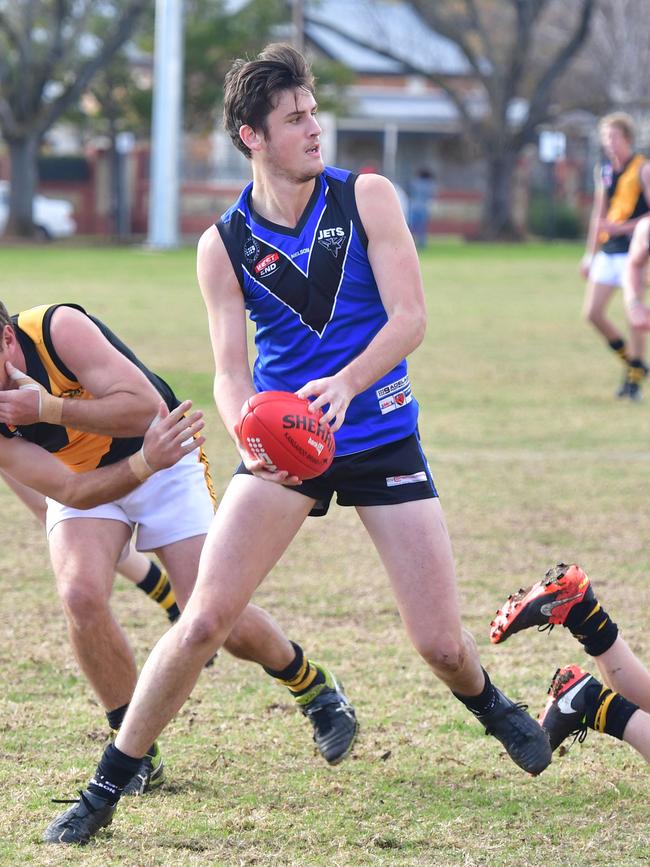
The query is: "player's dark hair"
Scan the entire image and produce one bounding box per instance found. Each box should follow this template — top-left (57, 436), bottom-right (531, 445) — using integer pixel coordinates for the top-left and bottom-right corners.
top-left (0, 301), bottom-right (11, 335)
top-left (223, 43), bottom-right (315, 159)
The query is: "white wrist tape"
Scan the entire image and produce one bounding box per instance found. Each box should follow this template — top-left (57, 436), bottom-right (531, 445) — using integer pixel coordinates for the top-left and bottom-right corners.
top-left (9, 368), bottom-right (63, 424)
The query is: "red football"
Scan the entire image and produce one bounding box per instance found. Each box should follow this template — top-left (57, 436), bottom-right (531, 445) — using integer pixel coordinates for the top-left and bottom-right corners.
top-left (239, 390), bottom-right (335, 480)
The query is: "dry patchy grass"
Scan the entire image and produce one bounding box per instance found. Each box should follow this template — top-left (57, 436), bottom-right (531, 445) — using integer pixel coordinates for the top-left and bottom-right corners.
top-left (1, 242), bottom-right (650, 865)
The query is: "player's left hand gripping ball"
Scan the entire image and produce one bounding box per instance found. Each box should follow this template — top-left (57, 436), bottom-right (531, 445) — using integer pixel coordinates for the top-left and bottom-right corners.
top-left (239, 390), bottom-right (335, 480)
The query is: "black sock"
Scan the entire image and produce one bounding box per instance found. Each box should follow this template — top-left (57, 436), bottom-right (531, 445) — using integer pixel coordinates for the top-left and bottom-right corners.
top-left (264, 641), bottom-right (326, 703)
top-left (608, 337), bottom-right (628, 361)
top-left (564, 597), bottom-right (618, 657)
top-left (584, 682), bottom-right (639, 741)
top-left (136, 562), bottom-right (180, 622)
top-left (453, 668), bottom-right (498, 717)
top-left (106, 703), bottom-right (129, 733)
top-left (87, 743), bottom-right (143, 806)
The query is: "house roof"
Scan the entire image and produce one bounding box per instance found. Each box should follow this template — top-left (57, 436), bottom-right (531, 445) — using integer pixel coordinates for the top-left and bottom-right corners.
top-left (340, 87), bottom-right (462, 129)
top-left (304, 0), bottom-right (471, 76)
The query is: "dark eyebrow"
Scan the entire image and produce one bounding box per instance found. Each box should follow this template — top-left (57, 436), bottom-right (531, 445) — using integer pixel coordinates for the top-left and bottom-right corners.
top-left (284, 102), bottom-right (318, 121)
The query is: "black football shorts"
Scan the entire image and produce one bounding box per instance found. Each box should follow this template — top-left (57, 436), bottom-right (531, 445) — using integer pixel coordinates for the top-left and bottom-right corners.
top-left (235, 430), bottom-right (438, 517)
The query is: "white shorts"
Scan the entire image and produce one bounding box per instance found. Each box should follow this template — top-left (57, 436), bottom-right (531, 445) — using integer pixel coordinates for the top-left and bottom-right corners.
top-left (589, 251), bottom-right (628, 287)
top-left (45, 450), bottom-right (215, 556)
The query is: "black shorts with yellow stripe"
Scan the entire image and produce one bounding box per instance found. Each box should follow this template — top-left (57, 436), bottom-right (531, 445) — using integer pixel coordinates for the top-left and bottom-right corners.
top-left (235, 431), bottom-right (438, 517)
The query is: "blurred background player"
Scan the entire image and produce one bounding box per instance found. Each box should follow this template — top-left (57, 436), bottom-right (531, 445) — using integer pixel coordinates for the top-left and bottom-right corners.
top-left (408, 167), bottom-right (436, 249)
top-left (580, 112), bottom-right (650, 400)
top-left (491, 563), bottom-right (650, 766)
top-left (1, 470), bottom-right (181, 622)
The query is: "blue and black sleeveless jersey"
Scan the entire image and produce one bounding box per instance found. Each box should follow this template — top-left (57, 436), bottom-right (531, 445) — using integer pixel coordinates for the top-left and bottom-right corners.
top-left (0, 303), bottom-right (179, 472)
top-left (216, 166), bottom-right (419, 456)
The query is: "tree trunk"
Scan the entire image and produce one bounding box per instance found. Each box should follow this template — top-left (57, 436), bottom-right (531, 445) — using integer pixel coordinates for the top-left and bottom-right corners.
top-left (478, 149), bottom-right (522, 241)
top-left (6, 135), bottom-right (40, 238)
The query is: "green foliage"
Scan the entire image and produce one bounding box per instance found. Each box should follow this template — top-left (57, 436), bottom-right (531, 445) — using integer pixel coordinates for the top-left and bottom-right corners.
top-left (76, 1), bottom-right (353, 137)
top-left (184, 0), bottom-right (288, 133)
top-left (528, 194), bottom-right (583, 239)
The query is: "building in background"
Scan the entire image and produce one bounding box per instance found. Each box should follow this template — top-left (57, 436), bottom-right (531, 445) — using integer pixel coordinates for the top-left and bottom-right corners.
top-left (0, 0), bottom-right (601, 239)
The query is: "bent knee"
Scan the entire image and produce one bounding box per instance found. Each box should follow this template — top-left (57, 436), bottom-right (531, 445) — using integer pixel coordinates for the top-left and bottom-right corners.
top-left (415, 637), bottom-right (467, 676)
top-left (180, 611), bottom-right (232, 654)
top-left (583, 303), bottom-right (601, 326)
top-left (57, 578), bottom-right (109, 626)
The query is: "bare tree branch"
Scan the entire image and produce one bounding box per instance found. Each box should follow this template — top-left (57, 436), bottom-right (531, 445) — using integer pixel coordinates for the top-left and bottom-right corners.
top-left (408, 0), bottom-right (490, 84)
top-left (515, 0), bottom-right (594, 146)
top-left (312, 0), bottom-right (597, 237)
top-left (38, 0), bottom-right (149, 135)
top-left (464, 0), bottom-right (496, 71)
top-left (308, 14), bottom-right (483, 140)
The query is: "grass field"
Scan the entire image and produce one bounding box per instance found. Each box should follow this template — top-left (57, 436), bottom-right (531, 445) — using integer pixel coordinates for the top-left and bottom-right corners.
top-left (1, 240), bottom-right (650, 866)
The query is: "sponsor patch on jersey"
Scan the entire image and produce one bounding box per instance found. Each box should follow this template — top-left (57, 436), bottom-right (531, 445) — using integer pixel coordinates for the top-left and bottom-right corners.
top-left (376, 376), bottom-right (412, 415)
top-left (385, 471), bottom-right (428, 488)
top-left (244, 235), bottom-right (260, 263)
top-left (254, 252), bottom-right (279, 277)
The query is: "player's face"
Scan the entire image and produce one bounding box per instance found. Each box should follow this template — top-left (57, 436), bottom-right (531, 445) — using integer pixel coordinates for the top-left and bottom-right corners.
top-left (600, 125), bottom-right (631, 162)
top-left (260, 87), bottom-right (323, 182)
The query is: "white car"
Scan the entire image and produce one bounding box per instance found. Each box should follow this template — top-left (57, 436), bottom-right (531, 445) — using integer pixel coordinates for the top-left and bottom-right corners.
top-left (0, 180), bottom-right (76, 239)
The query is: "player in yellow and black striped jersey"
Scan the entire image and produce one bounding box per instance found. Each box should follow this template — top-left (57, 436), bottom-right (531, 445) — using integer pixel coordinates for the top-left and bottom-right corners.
top-left (0, 468), bottom-right (181, 621)
top-left (580, 113), bottom-right (650, 400)
top-left (0, 300), bottom-right (357, 807)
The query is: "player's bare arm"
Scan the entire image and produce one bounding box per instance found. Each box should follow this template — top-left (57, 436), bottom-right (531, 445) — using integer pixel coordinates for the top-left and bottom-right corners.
top-left (623, 216), bottom-right (650, 330)
top-left (581, 172), bottom-right (606, 277)
top-left (197, 226), bottom-right (300, 485)
top-left (0, 306), bottom-right (162, 433)
top-left (297, 173), bottom-right (426, 430)
top-left (0, 400), bottom-right (204, 509)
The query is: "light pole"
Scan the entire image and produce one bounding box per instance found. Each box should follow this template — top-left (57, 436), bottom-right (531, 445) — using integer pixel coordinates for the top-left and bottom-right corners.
top-left (147, 0), bottom-right (184, 249)
top-left (293, 0), bottom-right (304, 52)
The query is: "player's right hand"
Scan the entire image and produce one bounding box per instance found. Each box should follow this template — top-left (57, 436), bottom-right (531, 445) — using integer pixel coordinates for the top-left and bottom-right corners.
top-left (233, 422), bottom-right (301, 486)
top-left (142, 401), bottom-right (205, 471)
top-left (579, 254), bottom-right (592, 279)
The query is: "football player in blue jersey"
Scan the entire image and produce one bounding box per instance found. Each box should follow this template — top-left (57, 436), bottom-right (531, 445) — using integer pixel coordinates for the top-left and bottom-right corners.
top-left (45, 43), bottom-right (550, 845)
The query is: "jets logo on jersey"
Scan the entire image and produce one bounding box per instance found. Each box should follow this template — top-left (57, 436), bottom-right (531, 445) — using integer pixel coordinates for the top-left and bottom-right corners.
top-left (317, 227), bottom-right (346, 258)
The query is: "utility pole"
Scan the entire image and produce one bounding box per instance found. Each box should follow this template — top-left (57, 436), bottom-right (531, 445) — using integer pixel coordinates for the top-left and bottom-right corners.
top-left (147, 0), bottom-right (184, 249)
top-left (293, 0), bottom-right (304, 52)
